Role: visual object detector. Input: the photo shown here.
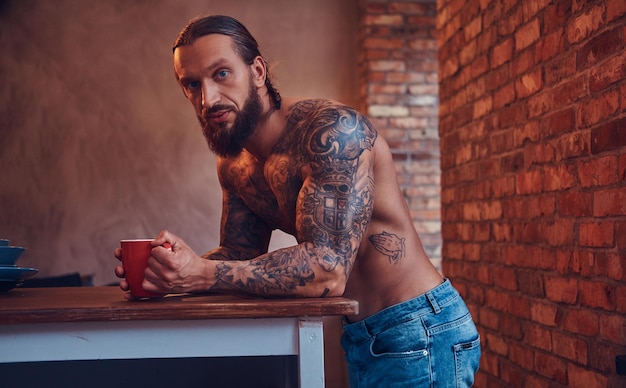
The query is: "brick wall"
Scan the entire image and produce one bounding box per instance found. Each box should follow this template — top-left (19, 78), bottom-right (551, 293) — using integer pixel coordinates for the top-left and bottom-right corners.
top-left (358, 0), bottom-right (442, 270)
top-left (437, 0), bottom-right (626, 386)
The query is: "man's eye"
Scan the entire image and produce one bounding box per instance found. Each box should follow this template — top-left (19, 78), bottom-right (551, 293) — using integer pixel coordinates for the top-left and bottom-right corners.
top-left (185, 81), bottom-right (200, 91)
top-left (216, 70), bottom-right (229, 79)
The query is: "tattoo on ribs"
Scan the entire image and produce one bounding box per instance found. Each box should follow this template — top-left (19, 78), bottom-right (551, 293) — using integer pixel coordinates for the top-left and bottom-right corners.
top-left (369, 231), bottom-right (406, 263)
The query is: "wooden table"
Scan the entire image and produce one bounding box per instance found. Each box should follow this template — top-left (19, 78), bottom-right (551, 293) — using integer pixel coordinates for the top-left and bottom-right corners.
top-left (0, 287), bottom-right (358, 388)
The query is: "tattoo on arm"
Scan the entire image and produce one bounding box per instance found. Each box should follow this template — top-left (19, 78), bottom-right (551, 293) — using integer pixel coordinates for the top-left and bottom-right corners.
top-left (212, 245), bottom-right (315, 294)
top-left (369, 231), bottom-right (405, 263)
top-left (289, 100), bottom-right (376, 280)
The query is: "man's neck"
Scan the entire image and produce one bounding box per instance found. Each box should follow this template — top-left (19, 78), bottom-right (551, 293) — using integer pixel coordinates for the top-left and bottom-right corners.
top-left (244, 93), bottom-right (287, 161)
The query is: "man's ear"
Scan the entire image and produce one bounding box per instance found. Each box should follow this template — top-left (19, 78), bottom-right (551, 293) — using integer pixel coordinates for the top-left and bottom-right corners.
top-left (250, 56), bottom-right (267, 88)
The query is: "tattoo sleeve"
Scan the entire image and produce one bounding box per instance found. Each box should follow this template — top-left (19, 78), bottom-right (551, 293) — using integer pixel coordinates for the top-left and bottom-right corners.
top-left (206, 100), bottom-right (378, 297)
top-left (293, 100), bottom-right (376, 281)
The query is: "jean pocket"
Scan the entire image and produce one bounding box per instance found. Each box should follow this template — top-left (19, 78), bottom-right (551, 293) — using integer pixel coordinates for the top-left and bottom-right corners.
top-left (454, 335), bottom-right (481, 387)
top-left (369, 317), bottom-right (428, 358)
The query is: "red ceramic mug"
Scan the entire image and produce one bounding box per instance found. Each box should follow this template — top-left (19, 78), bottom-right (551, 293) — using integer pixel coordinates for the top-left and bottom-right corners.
top-left (120, 239), bottom-right (167, 299)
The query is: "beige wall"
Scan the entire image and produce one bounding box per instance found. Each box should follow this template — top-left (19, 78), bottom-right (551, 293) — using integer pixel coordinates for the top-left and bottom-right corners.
top-left (0, 0), bottom-right (359, 286)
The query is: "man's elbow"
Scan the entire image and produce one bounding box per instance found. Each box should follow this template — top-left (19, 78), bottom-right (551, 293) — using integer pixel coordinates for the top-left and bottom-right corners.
top-left (320, 278), bottom-right (346, 297)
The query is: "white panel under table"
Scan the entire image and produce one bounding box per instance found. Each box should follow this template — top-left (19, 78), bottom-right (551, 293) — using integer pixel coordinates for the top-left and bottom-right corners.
top-left (0, 318), bottom-right (299, 362)
top-left (0, 287), bottom-right (358, 388)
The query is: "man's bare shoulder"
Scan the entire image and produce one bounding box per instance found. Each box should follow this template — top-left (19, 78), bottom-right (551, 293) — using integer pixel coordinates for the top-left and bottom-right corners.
top-left (275, 98), bottom-right (378, 160)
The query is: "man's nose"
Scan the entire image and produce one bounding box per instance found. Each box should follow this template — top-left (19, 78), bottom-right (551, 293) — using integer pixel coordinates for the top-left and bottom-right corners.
top-left (201, 83), bottom-right (220, 108)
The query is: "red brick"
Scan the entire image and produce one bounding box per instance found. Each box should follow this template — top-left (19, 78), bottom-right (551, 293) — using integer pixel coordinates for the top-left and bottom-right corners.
top-left (516, 170), bottom-right (542, 195)
top-left (363, 37), bottom-right (405, 50)
top-left (534, 351), bottom-right (567, 384)
top-left (492, 266), bottom-right (517, 291)
top-left (543, 163), bottom-right (577, 191)
top-left (567, 364), bottom-right (609, 388)
top-left (524, 142), bottom-right (556, 165)
top-left (589, 51), bottom-right (626, 92)
top-left (491, 38), bottom-right (514, 68)
top-left (522, 0), bottom-right (551, 20)
top-left (578, 156), bottom-right (619, 188)
top-left (536, 29), bottom-right (566, 62)
top-left (500, 360), bottom-right (524, 386)
top-left (540, 108), bottom-right (575, 138)
top-left (545, 276), bottom-right (578, 304)
top-left (479, 306), bottom-right (500, 330)
top-left (563, 308), bottom-right (598, 336)
top-left (530, 301), bottom-right (558, 326)
top-left (515, 68), bottom-right (542, 98)
top-left (596, 252), bottom-right (625, 281)
top-left (515, 18), bottom-right (541, 51)
top-left (552, 331), bottom-right (588, 364)
top-left (544, 51), bottom-right (577, 86)
top-left (556, 191), bottom-right (592, 217)
top-left (617, 285), bottom-right (626, 313)
top-left (593, 187), bottom-right (626, 216)
top-left (579, 222), bottom-right (615, 248)
top-left (517, 268), bottom-right (544, 298)
top-left (524, 323), bottom-right (552, 351)
top-left (555, 131), bottom-right (590, 160)
top-left (591, 116), bottom-right (626, 154)
top-left (599, 313), bottom-right (626, 345)
top-left (486, 332), bottom-right (508, 355)
top-left (511, 48), bottom-right (536, 77)
top-left (473, 95), bottom-right (493, 118)
top-left (493, 135), bottom-right (517, 159)
top-left (479, 351), bottom-right (499, 377)
top-left (580, 279), bottom-right (615, 311)
top-left (566, 4), bottom-right (604, 44)
top-left (543, 0), bottom-right (573, 34)
top-left (497, 4), bottom-right (521, 36)
top-left (464, 15), bottom-right (482, 41)
top-left (493, 83), bottom-right (515, 109)
top-left (390, 2), bottom-right (434, 15)
top-left (570, 249), bottom-right (596, 277)
top-left (588, 340), bottom-right (623, 373)
top-left (578, 88), bottom-right (620, 128)
top-left (475, 222), bottom-right (490, 241)
top-left (513, 222), bottom-right (544, 244)
top-left (508, 342), bottom-right (535, 370)
top-left (364, 14), bottom-right (404, 26)
top-left (486, 167), bottom-right (512, 194)
top-left (607, 0), bottom-right (626, 22)
top-left (544, 219), bottom-right (575, 246)
top-left (577, 28), bottom-right (625, 70)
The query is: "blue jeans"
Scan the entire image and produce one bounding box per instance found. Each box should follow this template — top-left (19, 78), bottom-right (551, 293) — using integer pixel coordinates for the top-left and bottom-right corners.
top-left (341, 279), bottom-right (481, 387)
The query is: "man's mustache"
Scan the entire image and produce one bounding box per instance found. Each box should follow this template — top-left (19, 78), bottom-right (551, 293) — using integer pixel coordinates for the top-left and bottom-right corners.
top-left (203, 104), bottom-right (235, 117)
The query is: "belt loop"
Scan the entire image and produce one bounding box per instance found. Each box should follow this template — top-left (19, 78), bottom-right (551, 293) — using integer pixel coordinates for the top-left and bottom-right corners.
top-left (426, 290), bottom-right (441, 314)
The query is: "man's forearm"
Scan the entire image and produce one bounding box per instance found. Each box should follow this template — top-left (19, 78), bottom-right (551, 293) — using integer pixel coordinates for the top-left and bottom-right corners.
top-left (207, 243), bottom-right (345, 298)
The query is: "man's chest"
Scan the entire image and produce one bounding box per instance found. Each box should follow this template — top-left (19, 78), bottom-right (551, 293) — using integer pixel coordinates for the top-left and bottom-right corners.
top-left (231, 154), bottom-right (303, 233)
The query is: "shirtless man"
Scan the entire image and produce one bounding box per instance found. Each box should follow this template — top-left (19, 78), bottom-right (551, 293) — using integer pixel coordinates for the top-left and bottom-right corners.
top-left (114, 15), bottom-right (480, 387)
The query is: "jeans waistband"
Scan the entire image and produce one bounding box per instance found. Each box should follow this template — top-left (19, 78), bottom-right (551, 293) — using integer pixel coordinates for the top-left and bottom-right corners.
top-left (342, 278), bottom-right (459, 343)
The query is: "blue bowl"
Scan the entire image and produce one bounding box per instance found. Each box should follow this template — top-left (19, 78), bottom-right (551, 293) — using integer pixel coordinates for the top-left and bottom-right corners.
top-left (0, 246), bottom-right (26, 266)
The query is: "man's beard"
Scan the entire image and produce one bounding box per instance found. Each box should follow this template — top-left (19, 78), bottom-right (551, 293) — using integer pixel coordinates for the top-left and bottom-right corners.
top-left (199, 79), bottom-right (263, 158)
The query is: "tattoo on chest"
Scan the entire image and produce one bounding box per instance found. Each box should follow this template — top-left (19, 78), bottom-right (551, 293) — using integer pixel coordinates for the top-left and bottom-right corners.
top-left (369, 231), bottom-right (406, 263)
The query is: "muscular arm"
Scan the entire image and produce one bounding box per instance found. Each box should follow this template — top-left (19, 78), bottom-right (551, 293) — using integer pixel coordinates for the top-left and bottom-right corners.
top-left (202, 159), bottom-right (273, 261)
top-left (203, 101), bottom-right (377, 298)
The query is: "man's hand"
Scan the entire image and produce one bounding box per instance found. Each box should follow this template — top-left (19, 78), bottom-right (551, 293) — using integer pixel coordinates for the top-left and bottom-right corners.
top-left (144, 230), bottom-right (211, 294)
top-left (114, 230), bottom-right (211, 299)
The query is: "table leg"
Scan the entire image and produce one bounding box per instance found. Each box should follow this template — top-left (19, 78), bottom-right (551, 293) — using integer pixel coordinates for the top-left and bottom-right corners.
top-left (298, 317), bottom-right (325, 388)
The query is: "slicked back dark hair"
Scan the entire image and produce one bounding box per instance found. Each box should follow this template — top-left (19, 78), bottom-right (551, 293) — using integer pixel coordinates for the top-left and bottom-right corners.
top-left (173, 15), bottom-right (281, 109)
